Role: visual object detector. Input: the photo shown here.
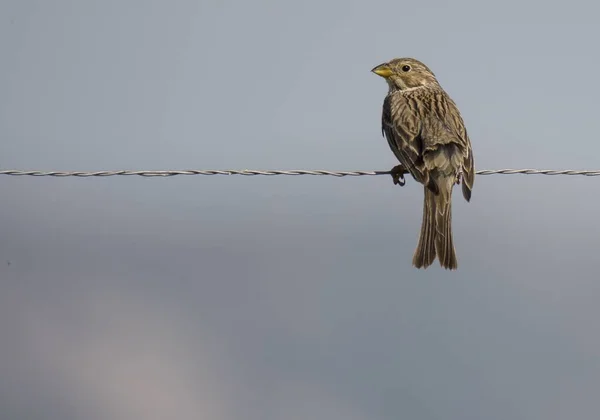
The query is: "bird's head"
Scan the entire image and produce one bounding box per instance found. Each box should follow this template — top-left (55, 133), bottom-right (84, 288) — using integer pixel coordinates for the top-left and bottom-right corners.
top-left (372, 58), bottom-right (439, 92)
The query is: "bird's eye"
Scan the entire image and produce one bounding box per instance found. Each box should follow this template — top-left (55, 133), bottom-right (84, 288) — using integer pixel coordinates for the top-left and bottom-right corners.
top-left (401, 65), bottom-right (411, 72)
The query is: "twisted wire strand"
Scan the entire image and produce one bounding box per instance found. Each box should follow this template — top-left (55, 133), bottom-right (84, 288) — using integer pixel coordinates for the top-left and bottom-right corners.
top-left (1, 168), bottom-right (600, 178)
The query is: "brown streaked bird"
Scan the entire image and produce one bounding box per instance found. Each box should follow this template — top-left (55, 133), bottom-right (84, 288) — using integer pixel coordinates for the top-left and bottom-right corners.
top-left (372, 58), bottom-right (474, 270)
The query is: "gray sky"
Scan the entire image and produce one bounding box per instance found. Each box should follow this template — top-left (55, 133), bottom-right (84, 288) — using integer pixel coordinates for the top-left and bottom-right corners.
top-left (1, 1), bottom-right (600, 419)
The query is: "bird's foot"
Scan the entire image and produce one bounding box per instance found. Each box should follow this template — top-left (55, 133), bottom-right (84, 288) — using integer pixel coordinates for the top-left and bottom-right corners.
top-left (390, 164), bottom-right (408, 186)
top-left (455, 170), bottom-right (463, 185)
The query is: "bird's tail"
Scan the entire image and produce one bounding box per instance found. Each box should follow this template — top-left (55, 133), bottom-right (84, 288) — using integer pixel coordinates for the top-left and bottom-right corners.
top-left (412, 187), bottom-right (437, 269)
top-left (434, 177), bottom-right (457, 270)
top-left (412, 178), bottom-right (458, 270)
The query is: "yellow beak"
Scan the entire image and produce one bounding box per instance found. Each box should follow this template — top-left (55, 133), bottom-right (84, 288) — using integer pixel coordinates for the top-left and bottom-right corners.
top-left (371, 63), bottom-right (393, 78)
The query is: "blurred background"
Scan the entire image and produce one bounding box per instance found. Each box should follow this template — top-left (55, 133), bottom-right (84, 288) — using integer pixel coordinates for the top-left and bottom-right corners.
top-left (1, 1), bottom-right (599, 419)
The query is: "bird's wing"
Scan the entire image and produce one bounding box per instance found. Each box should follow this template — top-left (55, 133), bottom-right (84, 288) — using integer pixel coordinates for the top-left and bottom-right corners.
top-left (381, 94), bottom-right (426, 183)
top-left (419, 93), bottom-right (474, 201)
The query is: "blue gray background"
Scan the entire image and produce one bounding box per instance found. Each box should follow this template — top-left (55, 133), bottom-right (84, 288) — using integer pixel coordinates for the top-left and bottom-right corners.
top-left (2, 1), bottom-right (599, 419)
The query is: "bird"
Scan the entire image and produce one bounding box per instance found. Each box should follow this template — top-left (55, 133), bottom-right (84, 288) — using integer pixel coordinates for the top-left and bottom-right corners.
top-left (372, 58), bottom-right (474, 270)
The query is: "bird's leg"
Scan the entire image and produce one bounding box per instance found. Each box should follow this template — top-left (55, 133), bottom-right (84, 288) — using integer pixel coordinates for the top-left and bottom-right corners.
top-left (455, 170), bottom-right (463, 185)
top-left (390, 164), bottom-right (408, 186)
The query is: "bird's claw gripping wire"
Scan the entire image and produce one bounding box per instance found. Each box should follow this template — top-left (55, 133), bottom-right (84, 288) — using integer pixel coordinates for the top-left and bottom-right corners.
top-left (390, 164), bottom-right (408, 186)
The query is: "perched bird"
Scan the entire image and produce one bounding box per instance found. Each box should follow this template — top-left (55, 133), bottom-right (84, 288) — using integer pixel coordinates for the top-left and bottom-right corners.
top-left (372, 58), bottom-right (474, 270)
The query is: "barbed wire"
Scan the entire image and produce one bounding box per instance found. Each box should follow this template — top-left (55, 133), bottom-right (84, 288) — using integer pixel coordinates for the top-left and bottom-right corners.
top-left (0, 168), bottom-right (599, 178)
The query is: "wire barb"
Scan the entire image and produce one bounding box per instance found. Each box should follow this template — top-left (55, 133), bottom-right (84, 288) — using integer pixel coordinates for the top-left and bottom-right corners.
top-left (1, 168), bottom-right (600, 178)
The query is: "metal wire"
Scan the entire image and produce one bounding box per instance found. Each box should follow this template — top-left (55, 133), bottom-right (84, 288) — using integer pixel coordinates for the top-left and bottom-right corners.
top-left (1, 168), bottom-right (600, 178)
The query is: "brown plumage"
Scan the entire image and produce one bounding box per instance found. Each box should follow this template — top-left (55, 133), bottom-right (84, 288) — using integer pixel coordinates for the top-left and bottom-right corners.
top-left (372, 58), bottom-right (474, 270)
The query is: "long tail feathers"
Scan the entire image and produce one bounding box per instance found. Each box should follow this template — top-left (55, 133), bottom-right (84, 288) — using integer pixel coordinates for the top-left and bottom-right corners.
top-left (434, 194), bottom-right (457, 270)
top-left (412, 188), bottom-right (437, 269)
top-left (413, 180), bottom-right (458, 270)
